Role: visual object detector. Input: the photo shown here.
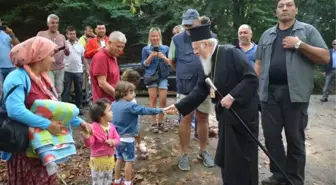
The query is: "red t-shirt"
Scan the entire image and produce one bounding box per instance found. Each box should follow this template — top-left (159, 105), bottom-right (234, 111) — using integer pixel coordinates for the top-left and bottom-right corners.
top-left (90, 49), bottom-right (120, 102)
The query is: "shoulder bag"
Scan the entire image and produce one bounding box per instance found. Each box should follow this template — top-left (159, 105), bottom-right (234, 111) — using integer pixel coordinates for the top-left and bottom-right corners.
top-left (0, 81), bottom-right (30, 152)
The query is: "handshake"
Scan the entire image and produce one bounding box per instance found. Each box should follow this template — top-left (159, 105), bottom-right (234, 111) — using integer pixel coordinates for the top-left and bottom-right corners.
top-left (162, 104), bottom-right (179, 115)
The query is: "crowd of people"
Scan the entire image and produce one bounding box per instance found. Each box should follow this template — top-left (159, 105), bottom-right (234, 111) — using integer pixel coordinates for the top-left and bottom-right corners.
top-left (0, 0), bottom-right (335, 184)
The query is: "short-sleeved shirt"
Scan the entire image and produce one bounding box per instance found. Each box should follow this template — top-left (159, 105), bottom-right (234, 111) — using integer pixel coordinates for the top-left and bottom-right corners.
top-left (0, 31), bottom-right (14, 68)
top-left (255, 20), bottom-right (328, 103)
top-left (37, 31), bottom-right (67, 70)
top-left (90, 49), bottom-right (120, 102)
top-left (240, 43), bottom-right (258, 67)
top-left (64, 40), bottom-right (85, 73)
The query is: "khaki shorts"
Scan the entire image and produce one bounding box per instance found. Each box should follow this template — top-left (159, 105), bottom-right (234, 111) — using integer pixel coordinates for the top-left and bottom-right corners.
top-left (176, 93), bottom-right (211, 114)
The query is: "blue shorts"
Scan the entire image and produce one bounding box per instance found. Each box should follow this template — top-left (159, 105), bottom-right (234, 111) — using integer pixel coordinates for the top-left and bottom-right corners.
top-left (146, 79), bottom-right (168, 89)
top-left (116, 141), bottom-right (135, 162)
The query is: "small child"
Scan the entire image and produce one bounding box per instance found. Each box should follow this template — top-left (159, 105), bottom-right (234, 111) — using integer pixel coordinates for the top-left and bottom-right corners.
top-left (83, 98), bottom-right (120, 185)
top-left (121, 69), bottom-right (147, 153)
top-left (112, 81), bottom-right (164, 185)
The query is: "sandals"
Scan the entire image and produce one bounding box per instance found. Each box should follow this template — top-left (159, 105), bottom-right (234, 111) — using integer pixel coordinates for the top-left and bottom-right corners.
top-left (151, 123), bottom-right (168, 133)
top-left (151, 123), bottom-right (159, 133)
top-left (158, 123), bottom-right (168, 132)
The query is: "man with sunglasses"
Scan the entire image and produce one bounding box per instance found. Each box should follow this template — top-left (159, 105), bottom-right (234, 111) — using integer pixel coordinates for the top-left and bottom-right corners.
top-left (168, 9), bottom-right (215, 171)
top-left (320, 39), bottom-right (336, 102)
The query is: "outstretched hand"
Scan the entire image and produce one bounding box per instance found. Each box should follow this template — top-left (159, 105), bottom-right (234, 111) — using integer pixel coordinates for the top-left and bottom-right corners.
top-left (163, 104), bottom-right (179, 115)
top-left (80, 122), bottom-right (92, 136)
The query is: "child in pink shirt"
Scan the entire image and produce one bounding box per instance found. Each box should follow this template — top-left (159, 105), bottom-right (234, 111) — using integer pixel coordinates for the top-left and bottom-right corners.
top-left (83, 98), bottom-right (120, 185)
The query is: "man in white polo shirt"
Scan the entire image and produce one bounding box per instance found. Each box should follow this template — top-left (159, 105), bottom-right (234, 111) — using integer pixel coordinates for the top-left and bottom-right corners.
top-left (62, 26), bottom-right (86, 114)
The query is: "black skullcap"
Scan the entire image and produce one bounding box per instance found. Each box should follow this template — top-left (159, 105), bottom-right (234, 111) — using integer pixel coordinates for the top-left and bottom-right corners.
top-left (189, 24), bottom-right (213, 42)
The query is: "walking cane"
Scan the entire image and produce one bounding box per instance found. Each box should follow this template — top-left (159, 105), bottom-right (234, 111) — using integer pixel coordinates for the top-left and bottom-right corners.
top-left (205, 78), bottom-right (294, 185)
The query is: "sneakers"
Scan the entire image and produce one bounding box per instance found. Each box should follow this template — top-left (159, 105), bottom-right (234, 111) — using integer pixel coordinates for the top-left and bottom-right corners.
top-left (197, 150), bottom-right (215, 167)
top-left (320, 97), bottom-right (328, 102)
top-left (139, 143), bottom-right (147, 153)
top-left (261, 175), bottom-right (287, 185)
top-left (178, 154), bottom-right (191, 171)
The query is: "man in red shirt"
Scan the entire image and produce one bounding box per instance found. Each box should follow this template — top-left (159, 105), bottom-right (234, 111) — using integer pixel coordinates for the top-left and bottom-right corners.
top-left (84, 24), bottom-right (109, 59)
top-left (90, 31), bottom-right (127, 102)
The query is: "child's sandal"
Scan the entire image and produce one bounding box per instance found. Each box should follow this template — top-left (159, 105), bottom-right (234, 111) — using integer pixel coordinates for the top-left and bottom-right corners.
top-left (158, 123), bottom-right (168, 132)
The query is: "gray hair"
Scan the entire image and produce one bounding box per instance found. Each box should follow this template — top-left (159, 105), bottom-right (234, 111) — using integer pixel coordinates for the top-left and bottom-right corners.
top-left (109, 31), bottom-right (127, 43)
top-left (207, 38), bottom-right (218, 46)
top-left (47, 14), bottom-right (59, 23)
top-left (238, 24), bottom-right (252, 32)
top-left (173, 25), bottom-right (184, 32)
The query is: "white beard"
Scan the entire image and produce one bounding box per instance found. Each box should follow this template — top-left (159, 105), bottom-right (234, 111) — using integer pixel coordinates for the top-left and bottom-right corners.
top-left (200, 56), bottom-right (212, 76)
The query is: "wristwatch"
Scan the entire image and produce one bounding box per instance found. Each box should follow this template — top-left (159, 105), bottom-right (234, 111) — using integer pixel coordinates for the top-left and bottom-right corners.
top-left (295, 40), bottom-right (302, 49)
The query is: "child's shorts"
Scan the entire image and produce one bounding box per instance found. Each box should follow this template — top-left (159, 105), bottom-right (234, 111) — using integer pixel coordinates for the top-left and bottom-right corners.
top-left (116, 141), bottom-right (135, 162)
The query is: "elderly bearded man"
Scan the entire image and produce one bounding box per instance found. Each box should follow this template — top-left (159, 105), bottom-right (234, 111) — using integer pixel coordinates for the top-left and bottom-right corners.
top-left (165, 24), bottom-right (259, 185)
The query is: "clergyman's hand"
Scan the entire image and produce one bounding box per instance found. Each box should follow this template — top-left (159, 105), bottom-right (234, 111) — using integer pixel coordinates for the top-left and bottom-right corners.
top-left (220, 94), bottom-right (235, 109)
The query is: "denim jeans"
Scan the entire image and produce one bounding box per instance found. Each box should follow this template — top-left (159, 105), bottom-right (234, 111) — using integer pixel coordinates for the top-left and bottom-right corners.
top-left (0, 67), bottom-right (15, 98)
top-left (47, 69), bottom-right (65, 98)
top-left (62, 72), bottom-right (83, 108)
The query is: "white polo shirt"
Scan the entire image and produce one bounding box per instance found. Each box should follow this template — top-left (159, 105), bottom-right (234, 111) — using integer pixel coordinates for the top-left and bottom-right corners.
top-left (64, 40), bottom-right (85, 73)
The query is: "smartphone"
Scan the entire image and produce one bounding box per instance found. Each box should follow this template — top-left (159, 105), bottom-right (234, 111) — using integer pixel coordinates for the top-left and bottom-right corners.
top-left (57, 46), bottom-right (66, 51)
top-left (153, 46), bottom-right (159, 52)
top-left (0, 25), bottom-right (7, 31)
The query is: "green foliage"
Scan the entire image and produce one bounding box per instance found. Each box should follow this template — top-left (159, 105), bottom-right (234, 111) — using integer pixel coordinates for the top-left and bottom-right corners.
top-left (0, 0), bottom-right (334, 64)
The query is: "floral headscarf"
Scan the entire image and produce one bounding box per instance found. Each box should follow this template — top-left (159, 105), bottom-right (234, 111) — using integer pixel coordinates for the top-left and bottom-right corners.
top-left (10, 36), bottom-right (59, 100)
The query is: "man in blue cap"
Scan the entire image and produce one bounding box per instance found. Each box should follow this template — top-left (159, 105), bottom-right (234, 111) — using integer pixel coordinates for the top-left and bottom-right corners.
top-left (168, 9), bottom-right (215, 171)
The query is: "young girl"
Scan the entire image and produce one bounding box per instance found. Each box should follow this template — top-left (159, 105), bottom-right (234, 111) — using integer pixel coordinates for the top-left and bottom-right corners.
top-left (112, 81), bottom-right (165, 185)
top-left (83, 98), bottom-right (120, 185)
top-left (121, 69), bottom-right (147, 153)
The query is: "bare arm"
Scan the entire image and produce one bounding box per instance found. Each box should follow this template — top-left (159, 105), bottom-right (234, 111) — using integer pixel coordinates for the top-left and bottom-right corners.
top-left (298, 26), bottom-right (329, 64)
top-left (97, 75), bottom-right (115, 96)
top-left (298, 42), bottom-right (329, 64)
top-left (6, 27), bottom-right (20, 46)
top-left (254, 59), bottom-right (261, 77)
top-left (170, 60), bottom-right (176, 71)
top-left (144, 53), bottom-right (155, 66)
top-left (11, 35), bottom-right (20, 46)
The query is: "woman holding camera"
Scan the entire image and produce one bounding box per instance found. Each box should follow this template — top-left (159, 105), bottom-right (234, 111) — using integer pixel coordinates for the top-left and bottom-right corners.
top-left (141, 27), bottom-right (170, 133)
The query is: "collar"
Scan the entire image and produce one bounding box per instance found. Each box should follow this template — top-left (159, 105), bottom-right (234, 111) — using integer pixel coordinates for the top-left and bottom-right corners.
top-left (95, 35), bottom-right (108, 41)
top-left (240, 42), bottom-right (256, 52)
top-left (102, 48), bottom-right (117, 60)
top-left (269, 19), bottom-right (304, 34)
top-left (67, 40), bottom-right (78, 45)
top-left (183, 31), bottom-right (192, 43)
top-left (211, 44), bottom-right (219, 63)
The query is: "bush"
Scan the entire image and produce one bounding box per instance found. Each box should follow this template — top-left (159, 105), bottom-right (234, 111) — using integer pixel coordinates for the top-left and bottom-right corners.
top-left (313, 66), bottom-right (335, 94)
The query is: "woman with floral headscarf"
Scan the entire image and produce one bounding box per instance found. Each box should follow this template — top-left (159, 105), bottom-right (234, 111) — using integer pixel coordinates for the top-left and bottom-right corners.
top-left (2, 36), bottom-right (92, 185)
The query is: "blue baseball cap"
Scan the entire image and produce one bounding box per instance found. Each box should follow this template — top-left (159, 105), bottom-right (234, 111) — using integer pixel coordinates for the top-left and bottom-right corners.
top-left (182, 9), bottom-right (200, 25)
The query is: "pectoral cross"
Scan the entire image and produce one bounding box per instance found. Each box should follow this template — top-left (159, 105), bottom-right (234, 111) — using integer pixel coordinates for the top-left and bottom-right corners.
top-left (210, 88), bottom-right (216, 98)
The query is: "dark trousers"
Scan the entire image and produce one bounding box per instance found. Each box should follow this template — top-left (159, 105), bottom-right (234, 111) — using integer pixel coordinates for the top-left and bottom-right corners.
top-left (322, 69), bottom-right (336, 99)
top-left (62, 72), bottom-right (83, 108)
top-left (261, 84), bottom-right (308, 185)
top-left (221, 168), bottom-right (228, 185)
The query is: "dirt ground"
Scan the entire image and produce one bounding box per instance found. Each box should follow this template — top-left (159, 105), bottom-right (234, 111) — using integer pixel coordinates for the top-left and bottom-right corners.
top-left (0, 95), bottom-right (335, 185)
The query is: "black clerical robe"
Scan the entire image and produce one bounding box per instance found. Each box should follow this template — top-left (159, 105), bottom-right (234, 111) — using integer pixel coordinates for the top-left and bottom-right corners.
top-left (175, 45), bottom-right (259, 185)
